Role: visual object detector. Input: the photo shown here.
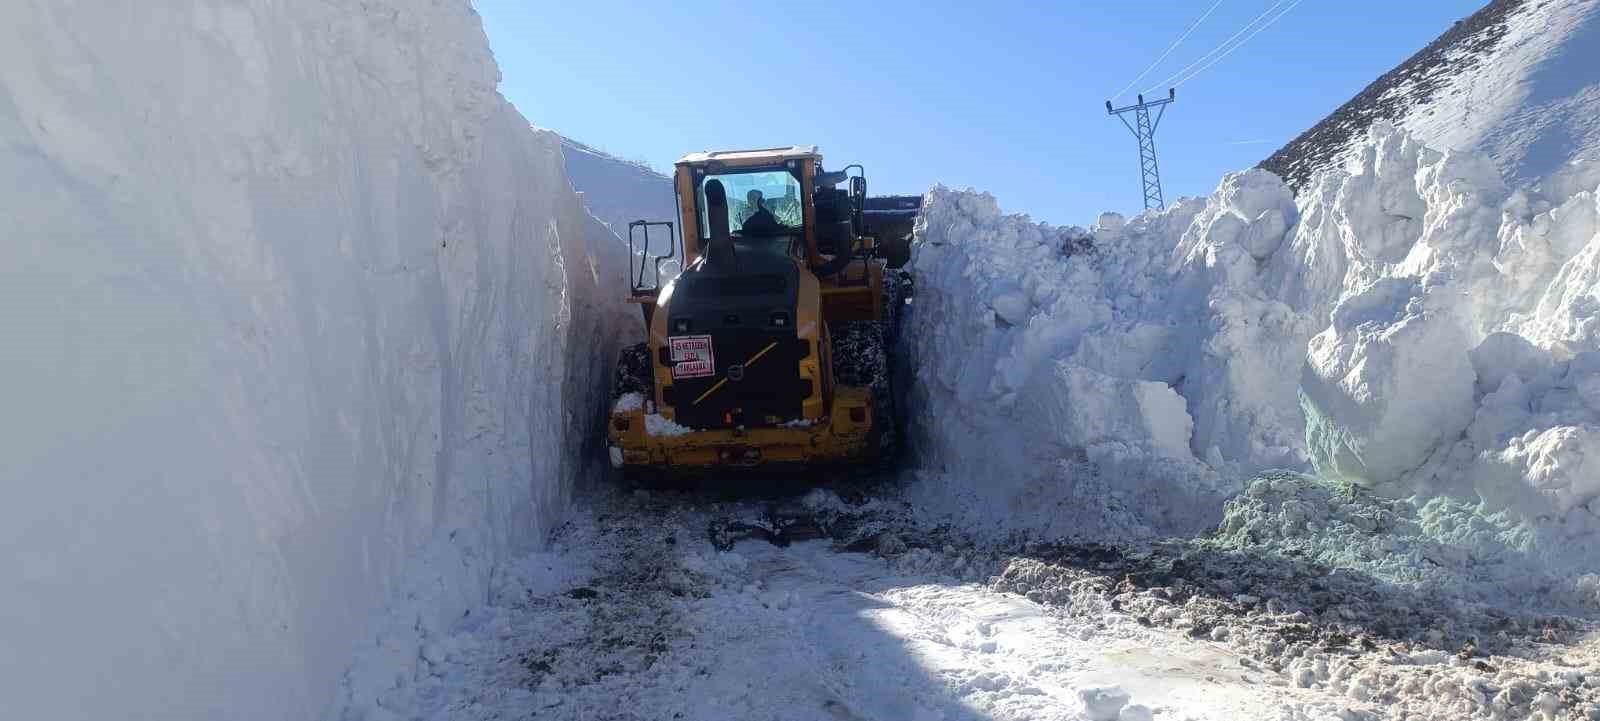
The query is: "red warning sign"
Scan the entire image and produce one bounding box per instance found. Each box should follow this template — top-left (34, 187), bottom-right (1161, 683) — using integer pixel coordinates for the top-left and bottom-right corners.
top-left (669, 335), bottom-right (715, 379)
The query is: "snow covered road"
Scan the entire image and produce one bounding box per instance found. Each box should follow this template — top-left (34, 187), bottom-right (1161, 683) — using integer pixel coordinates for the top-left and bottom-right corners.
top-left (336, 484), bottom-right (1393, 721)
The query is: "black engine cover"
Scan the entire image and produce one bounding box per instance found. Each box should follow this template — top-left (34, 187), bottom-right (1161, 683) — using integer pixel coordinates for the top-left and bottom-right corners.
top-left (662, 244), bottom-right (807, 429)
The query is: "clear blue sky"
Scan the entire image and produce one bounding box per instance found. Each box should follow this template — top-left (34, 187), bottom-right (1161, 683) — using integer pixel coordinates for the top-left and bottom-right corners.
top-left (475, 0), bottom-right (1483, 226)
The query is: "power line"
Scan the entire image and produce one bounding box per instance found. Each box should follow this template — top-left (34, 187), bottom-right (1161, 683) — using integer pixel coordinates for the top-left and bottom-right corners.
top-left (1145, 0), bottom-right (1290, 92)
top-left (1110, 0), bottom-right (1225, 102)
top-left (1161, 0), bottom-right (1306, 91)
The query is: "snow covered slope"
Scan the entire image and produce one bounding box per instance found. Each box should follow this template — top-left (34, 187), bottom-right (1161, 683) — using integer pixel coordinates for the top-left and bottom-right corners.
top-left (907, 124), bottom-right (1600, 587)
top-left (559, 135), bottom-right (681, 291)
top-left (1262, 0), bottom-right (1600, 191)
top-left (0, 2), bottom-right (628, 719)
top-left (559, 135), bottom-right (676, 242)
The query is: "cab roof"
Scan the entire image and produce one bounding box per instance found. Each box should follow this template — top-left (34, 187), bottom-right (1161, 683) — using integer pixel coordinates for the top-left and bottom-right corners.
top-left (675, 145), bottom-right (820, 167)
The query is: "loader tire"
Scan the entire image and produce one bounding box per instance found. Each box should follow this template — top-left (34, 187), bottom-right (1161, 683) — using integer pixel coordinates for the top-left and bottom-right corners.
top-left (613, 341), bottom-right (653, 400)
top-left (832, 271), bottom-right (909, 474)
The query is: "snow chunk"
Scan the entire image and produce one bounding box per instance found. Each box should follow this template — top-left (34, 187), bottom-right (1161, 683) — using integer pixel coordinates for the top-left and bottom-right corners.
top-left (1094, 212), bottom-right (1127, 239)
top-left (1470, 332), bottom-right (1553, 394)
top-left (1078, 685), bottom-right (1131, 721)
top-left (613, 391), bottom-right (645, 413)
top-left (1027, 364), bottom-right (1194, 461)
top-left (1495, 425), bottom-right (1600, 513)
top-left (645, 413), bottom-right (694, 437)
top-left (1301, 277), bottom-right (1478, 486)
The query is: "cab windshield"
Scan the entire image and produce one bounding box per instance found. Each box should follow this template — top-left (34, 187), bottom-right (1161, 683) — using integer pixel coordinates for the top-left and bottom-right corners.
top-left (697, 168), bottom-right (803, 248)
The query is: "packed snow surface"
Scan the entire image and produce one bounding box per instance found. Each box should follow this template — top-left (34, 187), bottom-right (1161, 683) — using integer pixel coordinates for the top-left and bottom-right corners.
top-left (335, 488), bottom-right (1371, 721)
top-left (906, 123), bottom-right (1600, 596)
top-left (339, 485), bottom-right (1600, 720)
top-left (0, 2), bottom-right (628, 719)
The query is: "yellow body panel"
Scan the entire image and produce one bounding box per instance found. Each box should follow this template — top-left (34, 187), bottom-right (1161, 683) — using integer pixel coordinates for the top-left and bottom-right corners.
top-left (818, 258), bottom-right (883, 322)
top-left (608, 386), bottom-right (875, 471)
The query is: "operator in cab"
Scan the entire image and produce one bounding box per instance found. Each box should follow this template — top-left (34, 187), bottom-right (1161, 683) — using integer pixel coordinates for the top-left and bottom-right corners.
top-left (740, 190), bottom-right (784, 237)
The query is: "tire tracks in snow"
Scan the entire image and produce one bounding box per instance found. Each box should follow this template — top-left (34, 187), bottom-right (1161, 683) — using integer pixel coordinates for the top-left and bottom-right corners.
top-left (379, 483), bottom-right (1406, 721)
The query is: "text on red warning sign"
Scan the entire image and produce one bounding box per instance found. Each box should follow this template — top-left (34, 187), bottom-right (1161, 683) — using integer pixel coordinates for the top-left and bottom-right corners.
top-left (669, 335), bottom-right (715, 379)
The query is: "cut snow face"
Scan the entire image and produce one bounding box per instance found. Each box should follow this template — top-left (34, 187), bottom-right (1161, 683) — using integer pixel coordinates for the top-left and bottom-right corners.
top-left (905, 123), bottom-right (1600, 595)
top-left (0, 2), bottom-right (630, 720)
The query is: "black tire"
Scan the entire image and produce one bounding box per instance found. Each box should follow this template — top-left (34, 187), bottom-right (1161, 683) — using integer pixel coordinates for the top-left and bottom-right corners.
top-left (613, 341), bottom-right (653, 400)
top-left (881, 230), bottom-right (912, 269)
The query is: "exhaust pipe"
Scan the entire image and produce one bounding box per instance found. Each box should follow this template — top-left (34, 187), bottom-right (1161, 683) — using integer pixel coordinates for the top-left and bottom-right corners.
top-left (703, 179), bottom-right (737, 270)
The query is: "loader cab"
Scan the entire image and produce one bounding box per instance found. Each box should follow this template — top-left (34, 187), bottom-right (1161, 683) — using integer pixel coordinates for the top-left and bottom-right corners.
top-left (674, 146), bottom-right (827, 269)
top-left (696, 171), bottom-right (802, 251)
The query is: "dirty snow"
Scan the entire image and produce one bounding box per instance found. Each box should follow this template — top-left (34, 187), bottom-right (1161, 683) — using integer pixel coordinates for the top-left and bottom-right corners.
top-left (335, 487), bottom-right (1381, 721)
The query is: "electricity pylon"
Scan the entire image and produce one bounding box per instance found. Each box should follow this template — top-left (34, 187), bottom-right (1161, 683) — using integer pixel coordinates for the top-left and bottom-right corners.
top-left (1106, 88), bottom-right (1176, 211)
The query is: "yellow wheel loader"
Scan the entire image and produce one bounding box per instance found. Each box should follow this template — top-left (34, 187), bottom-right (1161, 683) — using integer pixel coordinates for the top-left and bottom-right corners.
top-left (606, 146), bottom-right (917, 479)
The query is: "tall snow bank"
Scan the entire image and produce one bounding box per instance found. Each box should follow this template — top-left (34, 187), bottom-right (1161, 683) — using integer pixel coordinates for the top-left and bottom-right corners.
top-left (0, 3), bottom-right (628, 720)
top-left (907, 122), bottom-right (1600, 561)
top-left (906, 191), bottom-right (1233, 542)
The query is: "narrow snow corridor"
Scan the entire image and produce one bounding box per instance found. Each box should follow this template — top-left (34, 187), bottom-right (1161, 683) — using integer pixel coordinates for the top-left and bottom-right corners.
top-left (8, 1), bottom-right (1600, 719)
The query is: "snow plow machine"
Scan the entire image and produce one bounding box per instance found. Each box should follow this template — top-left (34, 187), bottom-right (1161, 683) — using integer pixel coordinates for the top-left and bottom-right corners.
top-left (607, 146), bottom-right (917, 480)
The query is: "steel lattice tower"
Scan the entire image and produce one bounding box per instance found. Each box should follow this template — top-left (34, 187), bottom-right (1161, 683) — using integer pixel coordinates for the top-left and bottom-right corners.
top-left (1106, 89), bottom-right (1176, 211)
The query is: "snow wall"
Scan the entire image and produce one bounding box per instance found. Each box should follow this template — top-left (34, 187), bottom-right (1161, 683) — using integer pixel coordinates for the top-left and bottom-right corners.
top-left (907, 123), bottom-right (1600, 573)
top-left (0, 2), bottom-right (630, 719)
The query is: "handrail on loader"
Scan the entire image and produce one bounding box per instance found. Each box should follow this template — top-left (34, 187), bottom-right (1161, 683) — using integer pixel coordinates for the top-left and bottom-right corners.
top-left (627, 220), bottom-right (677, 296)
